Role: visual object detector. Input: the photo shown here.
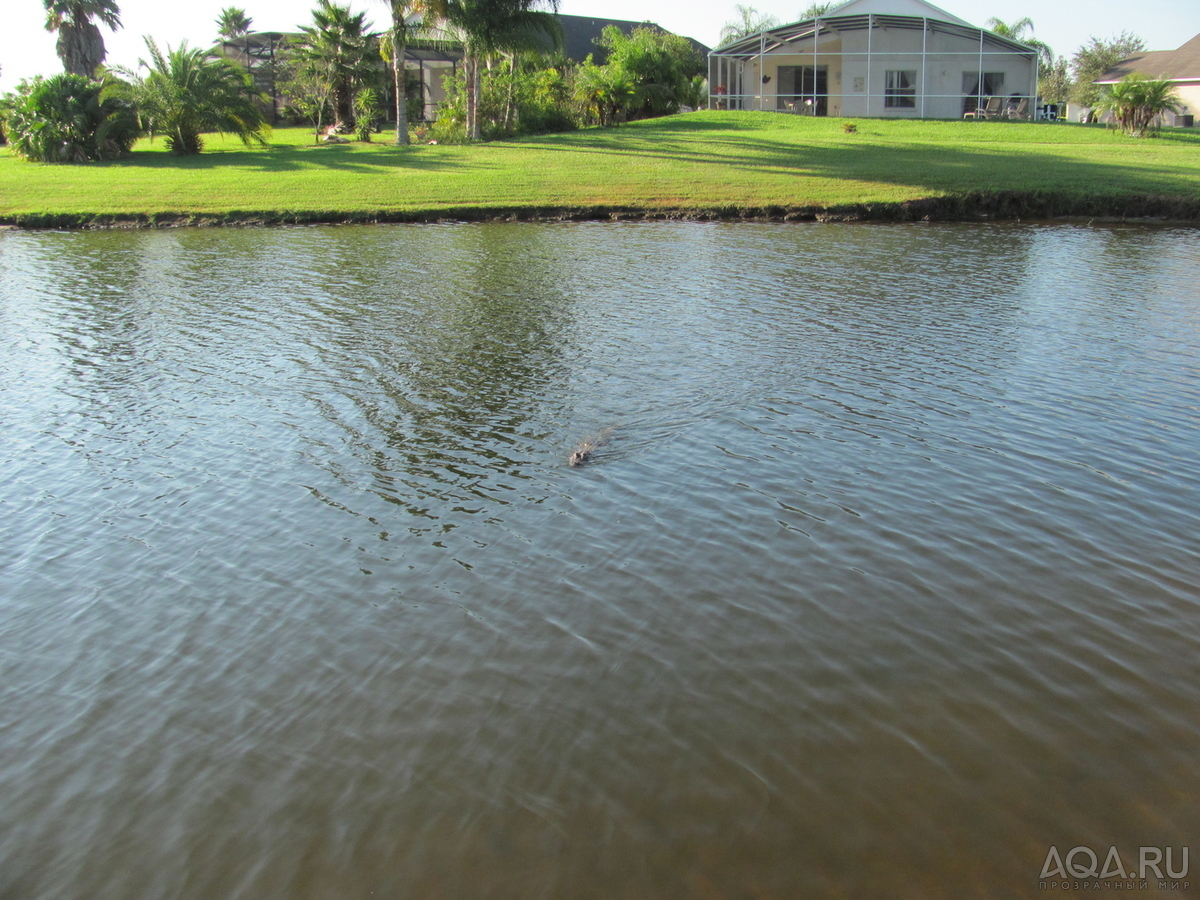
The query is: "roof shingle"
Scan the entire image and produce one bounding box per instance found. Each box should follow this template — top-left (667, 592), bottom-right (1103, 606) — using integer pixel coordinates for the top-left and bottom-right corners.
top-left (1097, 33), bottom-right (1200, 83)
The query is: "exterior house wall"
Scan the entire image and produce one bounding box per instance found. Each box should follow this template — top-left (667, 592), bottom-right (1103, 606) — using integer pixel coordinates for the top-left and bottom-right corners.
top-left (724, 25), bottom-right (1034, 119)
top-left (1175, 83), bottom-right (1200, 119)
top-left (709, 0), bottom-right (1037, 119)
top-left (422, 62), bottom-right (455, 120)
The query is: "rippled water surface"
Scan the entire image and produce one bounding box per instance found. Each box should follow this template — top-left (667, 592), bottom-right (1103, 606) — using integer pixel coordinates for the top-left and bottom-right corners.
top-left (2, 222), bottom-right (1198, 898)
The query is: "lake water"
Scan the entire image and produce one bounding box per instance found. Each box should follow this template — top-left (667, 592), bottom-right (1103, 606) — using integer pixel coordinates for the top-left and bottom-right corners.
top-left (1, 221), bottom-right (1198, 899)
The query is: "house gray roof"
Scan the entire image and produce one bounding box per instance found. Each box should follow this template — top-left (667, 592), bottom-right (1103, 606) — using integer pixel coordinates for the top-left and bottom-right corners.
top-left (545, 14), bottom-right (710, 63)
top-left (1096, 33), bottom-right (1200, 84)
top-left (220, 16), bottom-right (708, 68)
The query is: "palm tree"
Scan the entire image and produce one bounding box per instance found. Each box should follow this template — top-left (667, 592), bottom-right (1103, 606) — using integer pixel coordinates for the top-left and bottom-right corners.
top-left (798, 2), bottom-right (836, 19)
top-left (574, 57), bottom-right (634, 126)
top-left (216, 7), bottom-right (253, 40)
top-left (5, 72), bottom-right (139, 161)
top-left (985, 16), bottom-right (1053, 69)
top-left (216, 7), bottom-right (257, 102)
top-left (984, 16), bottom-right (1032, 41)
top-left (293, 0), bottom-right (380, 133)
top-left (1098, 74), bottom-right (1183, 136)
top-left (110, 37), bottom-right (270, 155)
top-left (719, 5), bottom-right (779, 44)
top-left (378, 0), bottom-right (428, 145)
top-left (43, 0), bottom-right (122, 77)
top-left (431, 0), bottom-right (562, 141)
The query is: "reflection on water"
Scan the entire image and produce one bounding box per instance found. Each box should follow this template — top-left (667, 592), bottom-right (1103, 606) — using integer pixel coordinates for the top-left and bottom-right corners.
top-left (1, 222), bottom-right (1199, 899)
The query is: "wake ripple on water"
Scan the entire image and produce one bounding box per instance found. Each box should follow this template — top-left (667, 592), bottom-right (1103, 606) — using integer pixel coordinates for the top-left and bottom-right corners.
top-left (2, 222), bottom-right (1199, 899)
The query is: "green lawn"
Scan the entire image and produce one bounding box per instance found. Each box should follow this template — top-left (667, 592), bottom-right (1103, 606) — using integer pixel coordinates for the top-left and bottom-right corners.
top-left (2, 111), bottom-right (1199, 226)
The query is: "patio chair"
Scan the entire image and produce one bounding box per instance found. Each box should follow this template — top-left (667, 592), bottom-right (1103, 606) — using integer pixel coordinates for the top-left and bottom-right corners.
top-left (1006, 98), bottom-right (1030, 120)
top-left (980, 96), bottom-right (1003, 119)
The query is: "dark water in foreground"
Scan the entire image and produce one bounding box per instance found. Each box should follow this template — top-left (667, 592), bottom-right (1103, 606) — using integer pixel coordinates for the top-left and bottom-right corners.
top-left (1, 222), bottom-right (1198, 899)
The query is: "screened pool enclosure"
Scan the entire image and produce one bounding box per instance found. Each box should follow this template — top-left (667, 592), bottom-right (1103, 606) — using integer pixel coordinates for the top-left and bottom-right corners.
top-left (708, 0), bottom-right (1039, 120)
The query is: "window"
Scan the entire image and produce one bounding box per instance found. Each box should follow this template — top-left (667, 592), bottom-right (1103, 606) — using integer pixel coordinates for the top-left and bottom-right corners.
top-left (885, 70), bottom-right (916, 108)
top-left (962, 72), bottom-right (1005, 97)
top-left (961, 72), bottom-right (1005, 115)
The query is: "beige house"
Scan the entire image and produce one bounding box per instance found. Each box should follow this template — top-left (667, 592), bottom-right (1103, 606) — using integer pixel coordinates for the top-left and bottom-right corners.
top-left (708, 0), bottom-right (1039, 119)
top-left (1095, 33), bottom-right (1200, 127)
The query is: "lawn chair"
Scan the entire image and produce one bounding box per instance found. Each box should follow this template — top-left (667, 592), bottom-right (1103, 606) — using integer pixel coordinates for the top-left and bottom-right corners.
top-left (980, 96), bottom-right (1003, 119)
top-left (1006, 98), bottom-right (1030, 120)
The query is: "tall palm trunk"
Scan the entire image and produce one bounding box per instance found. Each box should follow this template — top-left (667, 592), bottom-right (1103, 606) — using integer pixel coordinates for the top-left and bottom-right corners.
top-left (393, 57), bottom-right (410, 144)
top-left (56, 20), bottom-right (106, 76)
top-left (465, 51), bottom-right (481, 140)
top-left (436, 0), bottom-right (562, 141)
top-left (391, 18), bottom-right (410, 144)
top-left (502, 51), bottom-right (518, 132)
top-left (334, 84), bottom-right (356, 131)
top-left (44, 0), bottom-right (122, 79)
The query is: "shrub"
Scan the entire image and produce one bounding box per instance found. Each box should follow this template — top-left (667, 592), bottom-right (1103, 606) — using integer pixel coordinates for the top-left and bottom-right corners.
top-left (110, 38), bottom-right (270, 155)
top-left (354, 87), bottom-right (378, 141)
top-left (593, 25), bottom-right (704, 120)
top-left (434, 56), bottom-right (577, 141)
top-left (4, 73), bottom-right (140, 162)
top-left (1098, 74), bottom-right (1184, 136)
top-left (574, 57), bottom-right (635, 126)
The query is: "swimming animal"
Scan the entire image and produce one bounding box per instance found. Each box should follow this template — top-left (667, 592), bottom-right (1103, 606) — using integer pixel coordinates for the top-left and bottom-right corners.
top-left (567, 428), bottom-right (614, 467)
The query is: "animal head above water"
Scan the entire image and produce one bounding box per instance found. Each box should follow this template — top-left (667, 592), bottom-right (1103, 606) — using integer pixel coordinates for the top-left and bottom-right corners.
top-left (567, 428), bottom-right (613, 467)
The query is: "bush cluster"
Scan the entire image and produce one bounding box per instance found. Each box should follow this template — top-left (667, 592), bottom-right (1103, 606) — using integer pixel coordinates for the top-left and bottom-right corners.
top-left (431, 25), bottom-right (705, 143)
top-left (2, 18), bottom-right (704, 160)
top-left (4, 73), bottom-right (139, 162)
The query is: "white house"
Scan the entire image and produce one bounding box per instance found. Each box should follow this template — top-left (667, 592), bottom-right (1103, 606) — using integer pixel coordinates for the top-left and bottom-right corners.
top-left (708, 0), bottom-right (1039, 119)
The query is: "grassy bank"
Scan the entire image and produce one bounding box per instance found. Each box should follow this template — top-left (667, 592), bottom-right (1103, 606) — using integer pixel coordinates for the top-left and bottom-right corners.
top-left (3, 111), bottom-right (1199, 227)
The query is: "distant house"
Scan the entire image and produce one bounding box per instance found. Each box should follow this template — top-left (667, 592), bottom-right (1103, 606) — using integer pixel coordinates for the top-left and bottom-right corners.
top-left (1095, 34), bottom-right (1200, 127)
top-left (217, 28), bottom-right (462, 125)
top-left (708, 0), bottom-right (1039, 119)
top-left (216, 32), bottom-right (294, 124)
top-left (544, 15), bottom-right (709, 64)
top-left (219, 15), bottom-right (707, 125)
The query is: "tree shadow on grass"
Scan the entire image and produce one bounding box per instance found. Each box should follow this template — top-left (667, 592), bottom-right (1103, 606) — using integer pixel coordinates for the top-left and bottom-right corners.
top-left (516, 127), bottom-right (1200, 200)
top-left (114, 142), bottom-right (472, 175)
top-left (54, 117), bottom-right (1200, 217)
